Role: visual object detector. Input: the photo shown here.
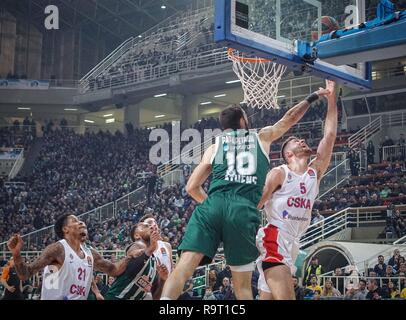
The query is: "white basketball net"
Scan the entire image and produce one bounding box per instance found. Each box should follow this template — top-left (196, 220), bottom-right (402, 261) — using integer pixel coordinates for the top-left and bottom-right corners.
top-left (228, 49), bottom-right (287, 110)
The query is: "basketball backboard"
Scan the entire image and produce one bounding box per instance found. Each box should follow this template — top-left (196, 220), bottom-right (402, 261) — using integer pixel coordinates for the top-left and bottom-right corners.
top-left (215, 0), bottom-right (372, 90)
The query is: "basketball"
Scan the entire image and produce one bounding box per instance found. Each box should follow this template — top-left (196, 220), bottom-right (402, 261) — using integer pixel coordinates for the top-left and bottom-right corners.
top-left (311, 16), bottom-right (341, 41)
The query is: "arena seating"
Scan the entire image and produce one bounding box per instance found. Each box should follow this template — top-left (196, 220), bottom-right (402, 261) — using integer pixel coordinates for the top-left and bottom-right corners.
top-left (85, 7), bottom-right (221, 92)
top-left (0, 128), bottom-right (153, 244)
top-left (0, 121), bottom-right (36, 150)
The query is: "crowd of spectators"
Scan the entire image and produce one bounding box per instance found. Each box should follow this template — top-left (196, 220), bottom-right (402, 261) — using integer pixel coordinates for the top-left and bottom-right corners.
top-left (269, 249), bottom-right (406, 300)
top-left (89, 9), bottom-right (219, 91)
top-left (0, 127), bottom-right (155, 246)
top-left (0, 118), bottom-right (36, 150)
top-left (314, 158), bottom-right (405, 214)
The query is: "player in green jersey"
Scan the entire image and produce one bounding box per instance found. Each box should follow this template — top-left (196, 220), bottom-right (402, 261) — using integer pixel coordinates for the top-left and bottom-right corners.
top-left (105, 222), bottom-right (168, 300)
top-left (161, 84), bottom-right (332, 300)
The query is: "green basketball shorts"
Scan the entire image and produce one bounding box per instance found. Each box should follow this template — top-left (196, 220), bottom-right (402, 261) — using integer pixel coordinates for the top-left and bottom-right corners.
top-left (178, 192), bottom-right (261, 267)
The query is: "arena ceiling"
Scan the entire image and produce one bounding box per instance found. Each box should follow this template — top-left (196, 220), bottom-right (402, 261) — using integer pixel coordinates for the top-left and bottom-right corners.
top-left (1, 0), bottom-right (194, 43)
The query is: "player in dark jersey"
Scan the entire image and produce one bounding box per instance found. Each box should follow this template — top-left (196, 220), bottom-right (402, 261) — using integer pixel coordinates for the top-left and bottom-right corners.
top-left (105, 222), bottom-right (168, 300)
top-left (161, 84), bottom-right (332, 300)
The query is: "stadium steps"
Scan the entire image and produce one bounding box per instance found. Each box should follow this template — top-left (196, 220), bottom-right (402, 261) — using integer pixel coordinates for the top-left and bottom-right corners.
top-left (18, 137), bottom-right (44, 177)
top-left (351, 225), bottom-right (386, 241)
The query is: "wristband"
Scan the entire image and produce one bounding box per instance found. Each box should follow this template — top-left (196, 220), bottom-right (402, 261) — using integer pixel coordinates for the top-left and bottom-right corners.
top-left (305, 93), bottom-right (319, 104)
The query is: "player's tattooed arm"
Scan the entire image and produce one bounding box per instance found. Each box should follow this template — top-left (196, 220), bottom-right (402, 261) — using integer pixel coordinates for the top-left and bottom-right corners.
top-left (186, 144), bottom-right (214, 203)
top-left (257, 167), bottom-right (285, 209)
top-left (7, 235), bottom-right (64, 280)
top-left (92, 249), bottom-right (131, 277)
top-left (259, 87), bottom-right (332, 145)
top-left (126, 241), bottom-right (147, 258)
top-left (310, 80), bottom-right (337, 178)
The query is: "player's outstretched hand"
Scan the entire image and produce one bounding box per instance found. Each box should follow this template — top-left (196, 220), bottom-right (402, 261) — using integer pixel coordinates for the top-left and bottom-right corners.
top-left (315, 86), bottom-right (331, 98)
top-left (324, 80), bottom-right (336, 98)
top-left (7, 234), bottom-right (23, 256)
top-left (316, 80), bottom-right (336, 99)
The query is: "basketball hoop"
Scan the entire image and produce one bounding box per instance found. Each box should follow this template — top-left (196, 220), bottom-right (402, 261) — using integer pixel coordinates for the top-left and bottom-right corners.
top-left (227, 48), bottom-right (287, 110)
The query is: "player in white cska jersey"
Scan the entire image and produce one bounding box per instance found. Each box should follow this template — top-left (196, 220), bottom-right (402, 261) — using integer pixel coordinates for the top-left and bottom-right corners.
top-left (256, 80), bottom-right (337, 300)
top-left (7, 214), bottom-right (132, 300)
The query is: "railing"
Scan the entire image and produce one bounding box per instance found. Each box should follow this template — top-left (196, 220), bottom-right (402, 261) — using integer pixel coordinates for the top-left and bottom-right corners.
top-left (382, 145), bottom-right (406, 162)
top-left (82, 37), bottom-right (134, 81)
top-left (80, 47), bottom-right (228, 93)
top-left (318, 275), bottom-right (406, 296)
top-left (115, 186), bottom-right (146, 216)
top-left (192, 261), bottom-right (225, 295)
top-left (372, 65), bottom-right (406, 81)
top-left (80, 37), bottom-right (135, 91)
top-left (348, 117), bottom-right (382, 149)
top-left (79, 6), bottom-right (214, 92)
top-left (79, 5), bottom-right (191, 84)
top-left (299, 209), bottom-right (346, 248)
top-left (394, 234), bottom-right (406, 245)
top-left (176, 23), bottom-right (213, 53)
top-left (299, 206), bottom-right (394, 249)
top-left (8, 149), bottom-right (25, 179)
top-left (79, 202), bottom-right (116, 225)
top-left (318, 159), bottom-right (350, 199)
top-left (384, 111), bottom-right (406, 128)
top-left (161, 169), bottom-right (185, 188)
